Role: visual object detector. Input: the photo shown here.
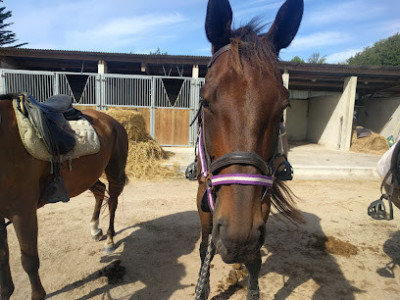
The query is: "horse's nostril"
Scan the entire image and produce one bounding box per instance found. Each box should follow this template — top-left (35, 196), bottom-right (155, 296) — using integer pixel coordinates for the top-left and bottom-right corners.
top-left (216, 219), bottom-right (224, 235)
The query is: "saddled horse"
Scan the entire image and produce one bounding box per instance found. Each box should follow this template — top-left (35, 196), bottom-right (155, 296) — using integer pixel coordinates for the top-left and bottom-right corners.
top-left (195, 0), bottom-right (304, 299)
top-left (0, 93), bottom-right (128, 300)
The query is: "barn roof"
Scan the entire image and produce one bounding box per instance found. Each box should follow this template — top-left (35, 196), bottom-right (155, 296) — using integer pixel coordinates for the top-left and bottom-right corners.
top-left (1, 47), bottom-right (400, 96)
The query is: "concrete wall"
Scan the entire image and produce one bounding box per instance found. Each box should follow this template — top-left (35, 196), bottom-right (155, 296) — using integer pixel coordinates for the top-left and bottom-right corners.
top-left (286, 100), bottom-right (308, 141)
top-left (306, 93), bottom-right (342, 148)
top-left (305, 77), bottom-right (357, 150)
top-left (358, 96), bottom-right (400, 141)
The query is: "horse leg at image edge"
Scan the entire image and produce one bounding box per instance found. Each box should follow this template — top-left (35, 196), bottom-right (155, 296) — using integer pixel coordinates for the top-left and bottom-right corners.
top-left (89, 180), bottom-right (106, 241)
top-left (245, 253), bottom-right (262, 300)
top-left (12, 211), bottom-right (46, 300)
top-left (0, 218), bottom-right (14, 300)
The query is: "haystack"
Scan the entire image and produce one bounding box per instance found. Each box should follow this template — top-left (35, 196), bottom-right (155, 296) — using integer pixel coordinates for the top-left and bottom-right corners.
top-left (350, 126), bottom-right (389, 155)
top-left (105, 108), bottom-right (178, 179)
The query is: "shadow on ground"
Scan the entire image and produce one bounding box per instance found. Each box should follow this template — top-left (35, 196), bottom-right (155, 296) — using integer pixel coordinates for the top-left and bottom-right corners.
top-left (212, 212), bottom-right (364, 300)
top-left (46, 211), bottom-right (199, 300)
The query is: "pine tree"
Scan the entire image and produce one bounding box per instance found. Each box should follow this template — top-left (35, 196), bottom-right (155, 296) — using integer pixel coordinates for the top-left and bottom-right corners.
top-left (0, 0), bottom-right (27, 47)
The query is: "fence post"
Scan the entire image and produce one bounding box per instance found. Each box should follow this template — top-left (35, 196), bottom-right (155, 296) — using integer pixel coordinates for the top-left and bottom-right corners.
top-left (53, 72), bottom-right (59, 95)
top-left (96, 74), bottom-right (104, 110)
top-left (150, 76), bottom-right (156, 138)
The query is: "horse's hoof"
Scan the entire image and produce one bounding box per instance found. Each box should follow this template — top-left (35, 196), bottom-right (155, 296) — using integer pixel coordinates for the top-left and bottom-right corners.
top-left (91, 229), bottom-right (103, 241)
top-left (247, 288), bottom-right (260, 300)
top-left (102, 243), bottom-right (116, 254)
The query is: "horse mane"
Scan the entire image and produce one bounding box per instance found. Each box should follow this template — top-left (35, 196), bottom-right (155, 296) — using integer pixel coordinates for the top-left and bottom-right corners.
top-left (230, 20), bottom-right (301, 223)
top-left (229, 18), bottom-right (280, 80)
top-left (270, 180), bottom-right (305, 224)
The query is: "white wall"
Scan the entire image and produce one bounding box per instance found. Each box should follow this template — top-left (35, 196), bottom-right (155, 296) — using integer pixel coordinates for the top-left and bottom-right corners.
top-left (358, 97), bottom-right (400, 141)
top-left (286, 100), bottom-right (308, 141)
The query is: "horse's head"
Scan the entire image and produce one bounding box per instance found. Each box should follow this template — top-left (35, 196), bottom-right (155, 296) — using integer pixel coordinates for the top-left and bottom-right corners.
top-left (200, 0), bottom-right (303, 263)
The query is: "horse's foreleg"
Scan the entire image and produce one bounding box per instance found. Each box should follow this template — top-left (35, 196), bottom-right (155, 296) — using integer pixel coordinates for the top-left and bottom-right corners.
top-left (0, 218), bottom-right (14, 300)
top-left (89, 180), bottom-right (106, 241)
top-left (245, 252), bottom-right (262, 300)
top-left (12, 212), bottom-right (45, 300)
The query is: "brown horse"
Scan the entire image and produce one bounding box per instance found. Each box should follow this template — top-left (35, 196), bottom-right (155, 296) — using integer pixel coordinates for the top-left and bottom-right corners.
top-left (195, 0), bottom-right (304, 299)
top-left (0, 94), bottom-right (128, 300)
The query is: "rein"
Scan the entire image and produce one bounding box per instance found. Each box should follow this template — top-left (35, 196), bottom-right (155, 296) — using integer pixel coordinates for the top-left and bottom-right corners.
top-left (197, 43), bottom-right (275, 213)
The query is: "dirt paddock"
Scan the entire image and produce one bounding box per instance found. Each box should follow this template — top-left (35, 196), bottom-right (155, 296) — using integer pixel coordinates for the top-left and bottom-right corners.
top-left (6, 179), bottom-right (400, 299)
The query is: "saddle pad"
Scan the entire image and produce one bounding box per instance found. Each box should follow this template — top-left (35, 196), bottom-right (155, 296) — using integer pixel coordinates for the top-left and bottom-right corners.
top-left (13, 99), bottom-right (100, 161)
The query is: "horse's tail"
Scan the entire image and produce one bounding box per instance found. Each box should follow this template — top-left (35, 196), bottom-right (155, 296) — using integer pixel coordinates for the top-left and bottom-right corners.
top-left (105, 117), bottom-right (129, 189)
top-left (270, 180), bottom-right (305, 224)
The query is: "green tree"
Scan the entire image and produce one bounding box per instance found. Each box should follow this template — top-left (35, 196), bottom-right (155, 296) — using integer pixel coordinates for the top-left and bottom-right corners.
top-left (307, 52), bottom-right (327, 64)
top-left (290, 56), bottom-right (305, 63)
top-left (347, 33), bottom-right (400, 66)
top-left (149, 47), bottom-right (168, 55)
top-left (0, 0), bottom-right (27, 47)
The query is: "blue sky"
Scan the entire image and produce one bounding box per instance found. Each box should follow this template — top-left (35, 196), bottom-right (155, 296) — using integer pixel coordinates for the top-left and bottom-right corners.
top-left (4, 0), bottom-right (400, 63)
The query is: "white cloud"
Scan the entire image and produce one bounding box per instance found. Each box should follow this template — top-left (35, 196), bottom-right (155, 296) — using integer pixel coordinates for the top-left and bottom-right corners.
top-left (287, 31), bottom-right (351, 52)
top-left (305, 0), bottom-right (386, 27)
top-left (63, 13), bottom-right (186, 51)
top-left (325, 48), bottom-right (363, 64)
top-left (375, 19), bottom-right (400, 37)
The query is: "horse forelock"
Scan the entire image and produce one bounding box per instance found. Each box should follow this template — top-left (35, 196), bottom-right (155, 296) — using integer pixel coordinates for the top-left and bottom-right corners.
top-left (229, 19), bottom-right (280, 79)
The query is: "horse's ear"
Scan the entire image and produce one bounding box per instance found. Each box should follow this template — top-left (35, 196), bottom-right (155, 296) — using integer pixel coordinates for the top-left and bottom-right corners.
top-left (205, 0), bottom-right (233, 53)
top-left (264, 0), bottom-right (303, 54)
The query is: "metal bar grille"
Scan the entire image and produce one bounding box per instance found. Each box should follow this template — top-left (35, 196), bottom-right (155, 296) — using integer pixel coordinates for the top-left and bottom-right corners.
top-left (103, 74), bottom-right (152, 107)
top-left (2, 70), bottom-right (54, 102)
top-left (0, 69), bottom-right (198, 145)
top-left (57, 73), bottom-right (98, 105)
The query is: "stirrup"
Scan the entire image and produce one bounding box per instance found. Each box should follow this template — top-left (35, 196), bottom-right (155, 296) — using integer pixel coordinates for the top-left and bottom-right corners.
top-left (368, 195), bottom-right (393, 220)
top-left (276, 160), bottom-right (293, 181)
top-left (185, 160), bottom-right (198, 181)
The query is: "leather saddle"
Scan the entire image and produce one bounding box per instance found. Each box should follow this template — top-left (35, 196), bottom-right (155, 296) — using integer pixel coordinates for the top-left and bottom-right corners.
top-left (15, 93), bottom-right (84, 205)
top-left (16, 93), bottom-right (82, 156)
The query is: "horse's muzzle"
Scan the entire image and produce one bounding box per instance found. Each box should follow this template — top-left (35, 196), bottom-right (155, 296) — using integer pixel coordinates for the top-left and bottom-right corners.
top-left (213, 218), bottom-right (266, 263)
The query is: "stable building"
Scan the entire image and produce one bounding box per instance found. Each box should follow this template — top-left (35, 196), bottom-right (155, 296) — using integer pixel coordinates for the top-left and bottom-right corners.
top-left (1, 47), bottom-right (400, 149)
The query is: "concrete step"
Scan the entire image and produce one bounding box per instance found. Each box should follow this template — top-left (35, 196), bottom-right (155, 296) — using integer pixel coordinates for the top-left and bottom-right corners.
top-left (161, 144), bottom-right (382, 181)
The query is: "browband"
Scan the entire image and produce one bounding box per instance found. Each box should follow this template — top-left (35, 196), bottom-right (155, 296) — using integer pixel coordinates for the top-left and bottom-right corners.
top-left (207, 44), bottom-right (232, 69)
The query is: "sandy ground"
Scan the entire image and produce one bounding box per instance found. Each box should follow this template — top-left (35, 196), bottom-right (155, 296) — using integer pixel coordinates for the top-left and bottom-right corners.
top-left (6, 178), bottom-right (400, 300)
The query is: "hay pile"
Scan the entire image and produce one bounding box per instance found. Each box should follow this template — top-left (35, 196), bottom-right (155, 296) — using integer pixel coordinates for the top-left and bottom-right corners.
top-left (350, 126), bottom-right (389, 155)
top-left (105, 108), bottom-right (178, 179)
